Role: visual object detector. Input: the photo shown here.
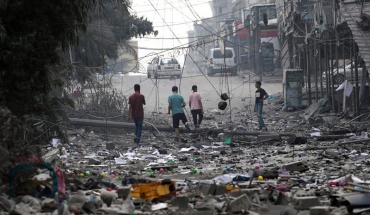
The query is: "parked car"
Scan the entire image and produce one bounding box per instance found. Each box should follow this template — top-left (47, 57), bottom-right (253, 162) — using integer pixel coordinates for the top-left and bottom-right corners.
top-left (147, 56), bottom-right (181, 79)
top-left (323, 63), bottom-right (363, 84)
top-left (206, 47), bottom-right (237, 76)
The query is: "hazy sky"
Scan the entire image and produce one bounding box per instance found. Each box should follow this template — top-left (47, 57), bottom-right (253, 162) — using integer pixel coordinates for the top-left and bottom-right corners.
top-left (131, 0), bottom-right (213, 71)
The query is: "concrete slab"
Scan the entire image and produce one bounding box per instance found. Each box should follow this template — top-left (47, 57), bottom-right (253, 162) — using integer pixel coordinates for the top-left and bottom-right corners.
top-left (293, 196), bottom-right (321, 210)
top-left (229, 194), bottom-right (251, 212)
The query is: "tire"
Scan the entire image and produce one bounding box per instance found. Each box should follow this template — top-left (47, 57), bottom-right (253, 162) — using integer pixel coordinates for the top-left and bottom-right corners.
top-left (147, 72), bottom-right (151, 78)
top-left (334, 74), bottom-right (345, 84)
top-left (154, 70), bottom-right (158, 79)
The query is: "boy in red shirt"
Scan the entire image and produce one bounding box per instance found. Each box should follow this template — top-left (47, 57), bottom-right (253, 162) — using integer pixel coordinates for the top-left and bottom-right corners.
top-left (128, 84), bottom-right (146, 144)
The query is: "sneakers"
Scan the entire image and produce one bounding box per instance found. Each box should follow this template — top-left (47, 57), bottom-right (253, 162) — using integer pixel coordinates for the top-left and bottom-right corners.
top-left (195, 124), bottom-right (200, 128)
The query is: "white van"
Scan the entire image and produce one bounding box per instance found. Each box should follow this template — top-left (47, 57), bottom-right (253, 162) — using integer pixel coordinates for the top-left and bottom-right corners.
top-left (206, 47), bottom-right (237, 76)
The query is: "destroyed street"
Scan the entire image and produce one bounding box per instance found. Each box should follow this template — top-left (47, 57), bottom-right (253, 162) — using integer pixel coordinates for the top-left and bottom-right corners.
top-left (1, 0), bottom-right (370, 215)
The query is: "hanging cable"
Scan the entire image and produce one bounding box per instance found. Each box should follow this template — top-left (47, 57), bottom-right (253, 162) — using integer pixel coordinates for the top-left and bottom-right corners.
top-left (148, 0), bottom-right (221, 97)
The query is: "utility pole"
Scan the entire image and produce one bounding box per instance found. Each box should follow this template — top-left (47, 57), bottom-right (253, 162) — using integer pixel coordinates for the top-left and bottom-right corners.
top-left (256, 9), bottom-right (262, 81)
top-left (319, 38), bottom-right (324, 98)
top-left (350, 39), bottom-right (355, 112)
top-left (306, 23), bottom-right (312, 105)
top-left (354, 43), bottom-right (359, 115)
top-left (335, 28), bottom-right (340, 112)
top-left (314, 35), bottom-right (318, 102)
top-left (324, 38), bottom-right (329, 97)
top-left (331, 39), bottom-right (336, 112)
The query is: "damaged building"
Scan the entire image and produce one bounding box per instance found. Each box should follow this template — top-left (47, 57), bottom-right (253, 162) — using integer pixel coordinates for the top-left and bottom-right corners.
top-left (277, 0), bottom-right (370, 115)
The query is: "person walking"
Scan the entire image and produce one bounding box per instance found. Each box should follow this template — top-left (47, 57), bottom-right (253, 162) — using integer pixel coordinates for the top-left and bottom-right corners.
top-left (189, 85), bottom-right (203, 128)
top-left (128, 84), bottom-right (146, 144)
top-left (254, 81), bottom-right (269, 131)
top-left (168, 86), bottom-right (189, 143)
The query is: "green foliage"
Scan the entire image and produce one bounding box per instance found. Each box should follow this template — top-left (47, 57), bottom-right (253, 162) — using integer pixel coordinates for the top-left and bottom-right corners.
top-left (0, 0), bottom-right (155, 165)
top-left (71, 1), bottom-right (156, 67)
top-left (0, 0), bottom-right (98, 166)
top-left (0, 0), bottom-right (95, 116)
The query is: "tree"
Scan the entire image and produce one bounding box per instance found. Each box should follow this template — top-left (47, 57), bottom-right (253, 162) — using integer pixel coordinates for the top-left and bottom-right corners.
top-left (0, 0), bottom-right (96, 116)
top-left (0, 0), bottom-right (156, 170)
top-left (71, 1), bottom-right (157, 67)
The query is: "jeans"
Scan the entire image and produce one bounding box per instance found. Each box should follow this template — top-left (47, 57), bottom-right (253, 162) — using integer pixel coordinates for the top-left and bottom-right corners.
top-left (191, 109), bottom-right (203, 126)
top-left (133, 117), bottom-right (143, 144)
top-left (256, 102), bottom-right (265, 129)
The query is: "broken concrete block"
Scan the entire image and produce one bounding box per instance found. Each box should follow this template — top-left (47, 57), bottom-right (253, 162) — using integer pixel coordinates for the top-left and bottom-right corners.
top-left (100, 191), bottom-right (116, 207)
top-left (258, 134), bottom-right (281, 142)
top-left (193, 202), bottom-right (216, 215)
top-left (117, 187), bottom-right (130, 199)
top-left (214, 201), bottom-right (226, 211)
top-left (230, 190), bottom-right (245, 198)
top-left (309, 206), bottom-right (335, 215)
top-left (283, 161), bottom-right (309, 172)
top-left (172, 196), bottom-right (188, 210)
top-left (293, 196), bottom-right (320, 210)
top-left (229, 194), bottom-right (251, 212)
top-left (215, 185), bottom-right (227, 195)
top-left (88, 158), bottom-right (101, 165)
top-left (200, 184), bottom-right (216, 196)
top-left (260, 205), bottom-right (297, 215)
top-left (158, 149), bottom-right (167, 154)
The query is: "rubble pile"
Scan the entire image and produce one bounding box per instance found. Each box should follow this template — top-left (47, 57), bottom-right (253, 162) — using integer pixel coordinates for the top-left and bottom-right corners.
top-left (1, 98), bottom-right (370, 215)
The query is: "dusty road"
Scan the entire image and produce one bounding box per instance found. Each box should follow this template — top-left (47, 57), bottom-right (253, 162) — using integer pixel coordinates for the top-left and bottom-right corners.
top-left (112, 72), bottom-right (282, 119)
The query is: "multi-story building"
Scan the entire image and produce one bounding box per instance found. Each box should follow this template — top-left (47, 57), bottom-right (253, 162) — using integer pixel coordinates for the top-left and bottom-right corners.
top-left (210, 0), bottom-right (232, 32)
top-left (185, 18), bottom-right (215, 74)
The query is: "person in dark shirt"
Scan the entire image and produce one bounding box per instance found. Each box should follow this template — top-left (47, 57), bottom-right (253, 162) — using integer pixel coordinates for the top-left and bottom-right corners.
top-left (255, 81), bottom-right (269, 131)
top-left (128, 84), bottom-right (146, 144)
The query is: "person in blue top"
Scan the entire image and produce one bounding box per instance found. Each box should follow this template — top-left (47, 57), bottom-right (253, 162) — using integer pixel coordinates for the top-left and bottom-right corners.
top-left (168, 86), bottom-right (190, 143)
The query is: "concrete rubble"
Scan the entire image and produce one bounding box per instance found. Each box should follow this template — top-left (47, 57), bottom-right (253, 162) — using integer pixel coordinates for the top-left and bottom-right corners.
top-left (2, 95), bottom-right (370, 214)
